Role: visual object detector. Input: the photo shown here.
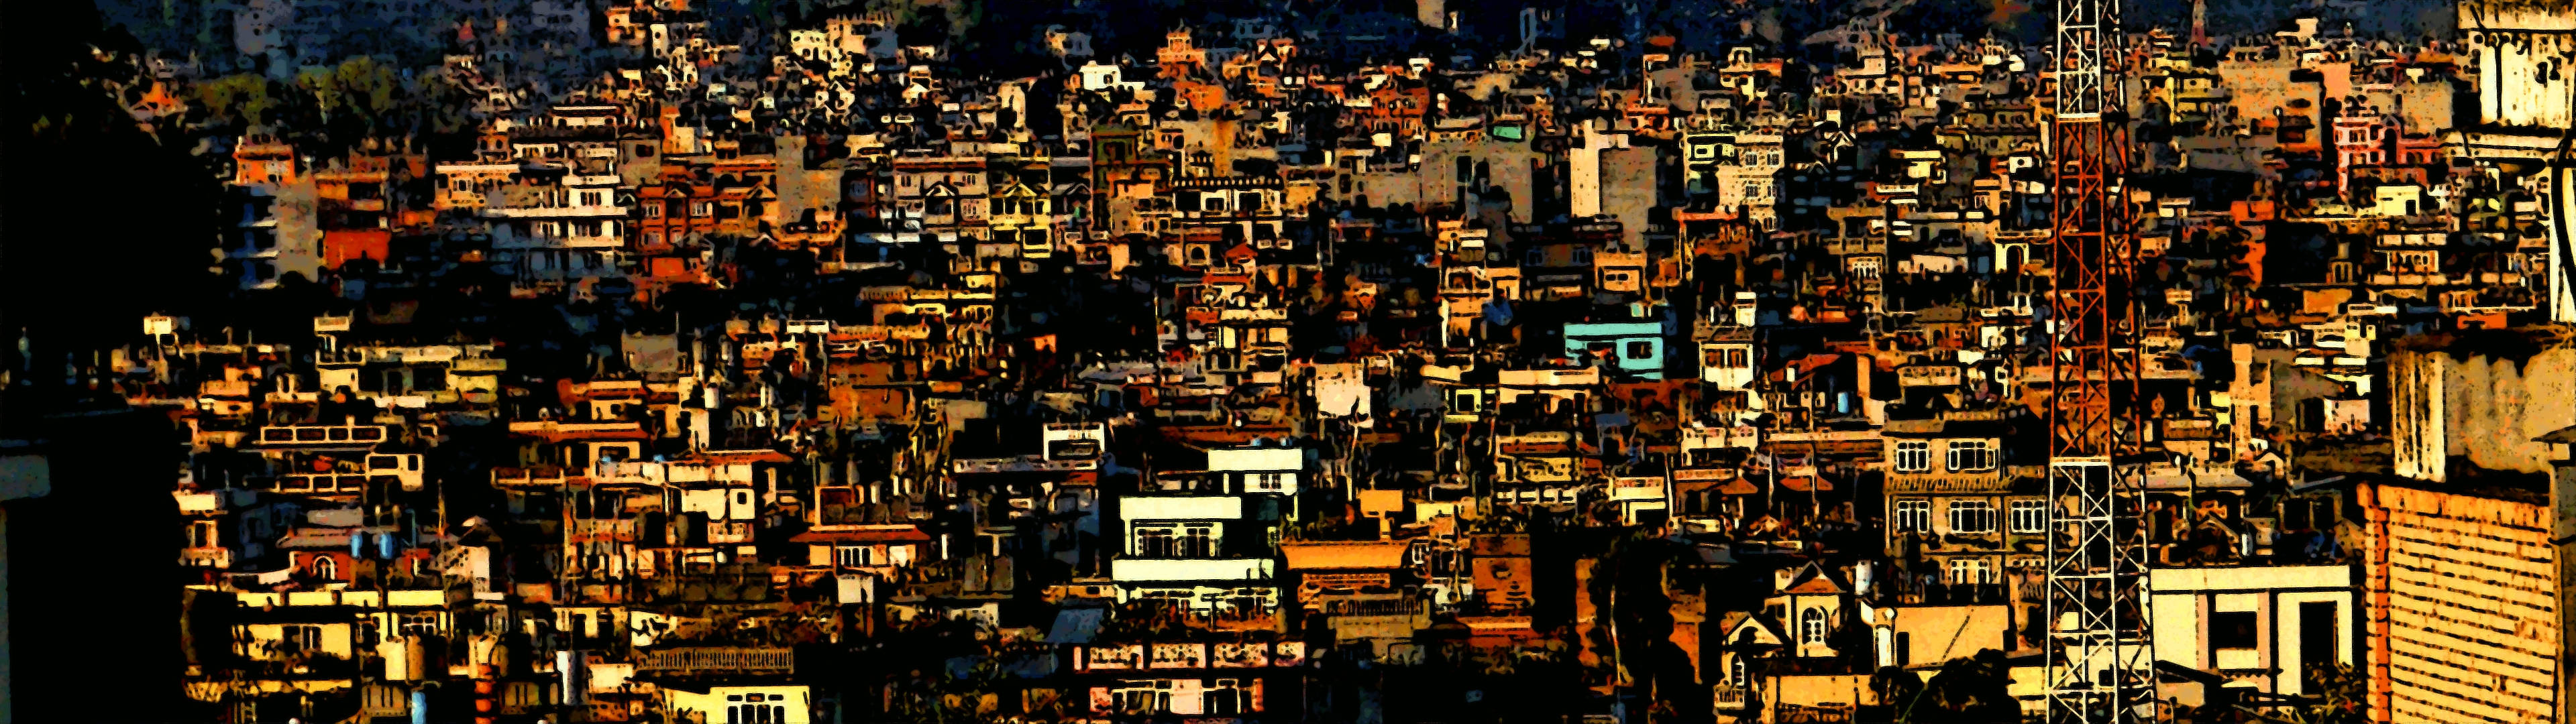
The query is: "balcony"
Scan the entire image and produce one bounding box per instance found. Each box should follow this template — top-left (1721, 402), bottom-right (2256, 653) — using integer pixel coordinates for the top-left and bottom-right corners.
top-left (1777, 703), bottom-right (1854, 723)
top-left (633, 646), bottom-right (794, 676)
top-left (233, 589), bottom-right (447, 608)
top-left (1714, 684), bottom-right (1750, 711)
top-left (277, 472), bottom-right (370, 494)
top-left (180, 546), bottom-right (233, 568)
top-left (1110, 558), bottom-right (1274, 584)
top-left (493, 466), bottom-right (570, 487)
top-left (252, 424), bottom-right (387, 450)
top-left (233, 653), bottom-right (358, 681)
top-left (1893, 582), bottom-right (2008, 606)
top-left (707, 521), bottom-right (755, 544)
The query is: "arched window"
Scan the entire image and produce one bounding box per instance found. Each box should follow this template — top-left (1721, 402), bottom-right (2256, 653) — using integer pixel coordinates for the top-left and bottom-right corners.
top-left (1800, 607), bottom-right (1828, 646)
top-left (312, 555), bottom-right (339, 581)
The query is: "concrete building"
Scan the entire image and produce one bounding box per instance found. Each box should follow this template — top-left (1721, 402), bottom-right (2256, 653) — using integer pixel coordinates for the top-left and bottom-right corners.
top-left (2387, 330), bottom-right (2576, 483)
top-left (2457, 1), bottom-right (2576, 322)
top-left (2148, 565), bottom-right (2356, 699)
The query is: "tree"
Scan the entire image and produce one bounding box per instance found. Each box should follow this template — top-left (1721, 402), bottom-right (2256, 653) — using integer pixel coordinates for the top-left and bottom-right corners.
top-left (1870, 666), bottom-right (1925, 720)
top-left (297, 56), bottom-right (407, 131)
top-left (1903, 650), bottom-right (2017, 723)
top-left (197, 73), bottom-right (278, 127)
top-left (2288, 663), bottom-right (2367, 724)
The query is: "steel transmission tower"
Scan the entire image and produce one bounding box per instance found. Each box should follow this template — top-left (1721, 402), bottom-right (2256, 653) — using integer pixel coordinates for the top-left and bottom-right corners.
top-left (2043, 0), bottom-right (2154, 720)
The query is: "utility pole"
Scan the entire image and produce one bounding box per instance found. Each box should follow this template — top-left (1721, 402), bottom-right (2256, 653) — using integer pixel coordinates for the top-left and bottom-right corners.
top-left (2042, 0), bottom-right (2154, 721)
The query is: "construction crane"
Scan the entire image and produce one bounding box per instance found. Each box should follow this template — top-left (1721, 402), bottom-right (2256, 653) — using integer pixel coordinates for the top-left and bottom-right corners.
top-left (2043, 0), bottom-right (2154, 720)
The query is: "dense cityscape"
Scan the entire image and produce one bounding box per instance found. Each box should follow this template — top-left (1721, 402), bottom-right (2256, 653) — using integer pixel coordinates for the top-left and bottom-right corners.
top-left (0, 0), bottom-right (2567, 723)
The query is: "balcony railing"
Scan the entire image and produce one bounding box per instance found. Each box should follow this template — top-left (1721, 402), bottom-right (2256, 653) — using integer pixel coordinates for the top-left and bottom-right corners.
top-left (493, 466), bottom-right (570, 487)
top-left (1893, 582), bottom-right (2008, 605)
top-left (707, 521), bottom-right (755, 544)
top-left (633, 646), bottom-right (794, 674)
top-left (252, 424), bottom-right (387, 448)
top-left (1777, 703), bottom-right (1853, 723)
top-left (181, 546), bottom-right (233, 568)
top-left (277, 472), bottom-right (371, 494)
top-left (1714, 684), bottom-right (1750, 710)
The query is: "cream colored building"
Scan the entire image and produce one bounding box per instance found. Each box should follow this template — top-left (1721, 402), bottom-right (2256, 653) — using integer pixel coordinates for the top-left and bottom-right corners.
top-left (660, 683), bottom-right (812, 724)
top-left (2147, 565), bottom-right (2355, 699)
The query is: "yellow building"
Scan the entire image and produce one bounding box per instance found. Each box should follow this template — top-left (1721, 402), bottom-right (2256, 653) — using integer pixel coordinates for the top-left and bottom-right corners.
top-left (659, 683), bottom-right (812, 724)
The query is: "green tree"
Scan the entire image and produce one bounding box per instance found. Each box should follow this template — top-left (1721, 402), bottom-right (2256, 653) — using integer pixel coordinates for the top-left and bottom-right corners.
top-left (197, 73), bottom-right (276, 127)
top-left (296, 56), bottom-right (406, 130)
top-left (2288, 663), bottom-right (2367, 724)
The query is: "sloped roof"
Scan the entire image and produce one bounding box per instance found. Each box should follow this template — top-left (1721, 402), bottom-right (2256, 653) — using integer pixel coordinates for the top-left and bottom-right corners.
top-left (1721, 610), bottom-right (1784, 647)
top-left (1780, 562), bottom-right (1848, 595)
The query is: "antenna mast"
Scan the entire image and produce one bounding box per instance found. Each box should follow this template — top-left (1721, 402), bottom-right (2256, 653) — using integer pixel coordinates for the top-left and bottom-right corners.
top-left (2044, 0), bottom-right (2153, 719)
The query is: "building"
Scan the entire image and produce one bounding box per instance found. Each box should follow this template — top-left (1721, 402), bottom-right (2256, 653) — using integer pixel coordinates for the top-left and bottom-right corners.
top-left (2358, 480), bottom-right (2560, 724)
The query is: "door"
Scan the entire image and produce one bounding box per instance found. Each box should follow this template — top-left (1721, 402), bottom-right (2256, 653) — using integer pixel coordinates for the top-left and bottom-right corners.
top-left (2300, 601), bottom-right (2338, 690)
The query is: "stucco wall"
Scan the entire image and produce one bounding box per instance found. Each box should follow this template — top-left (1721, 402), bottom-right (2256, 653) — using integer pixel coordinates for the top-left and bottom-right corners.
top-left (2390, 337), bottom-right (2576, 481)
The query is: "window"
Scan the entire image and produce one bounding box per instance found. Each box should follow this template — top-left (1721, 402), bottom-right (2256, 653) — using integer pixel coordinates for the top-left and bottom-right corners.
top-left (2282, 496), bottom-right (2337, 532)
top-left (1626, 341), bottom-right (1656, 361)
top-left (282, 624), bottom-right (323, 653)
top-left (1947, 557), bottom-right (1992, 585)
top-left (1892, 499), bottom-right (1931, 532)
top-left (311, 555), bottom-right (339, 581)
top-left (2012, 499), bottom-right (2049, 534)
top-left (1894, 441), bottom-right (1931, 472)
top-left (2211, 611), bottom-right (2258, 650)
top-left (189, 520), bottom-right (219, 548)
top-left (1134, 526), bottom-right (1175, 557)
top-left (835, 546), bottom-right (873, 567)
top-left (1945, 440), bottom-right (1996, 471)
top-left (1177, 524), bottom-right (1216, 558)
top-left (1799, 607), bottom-right (1829, 645)
top-left (1205, 678), bottom-right (1253, 715)
top-left (399, 612), bottom-right (441, 638)
top-left (1115, 680), bottom-right (1175, 713)
top-left (1248, 473), bottom-right (1287, 492)
top-left (1948, 500), bottom-right (1996, 534)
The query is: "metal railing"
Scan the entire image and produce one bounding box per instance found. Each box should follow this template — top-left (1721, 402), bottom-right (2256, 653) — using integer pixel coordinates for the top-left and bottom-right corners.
top-left (633, 646), bottom-right (794, 674)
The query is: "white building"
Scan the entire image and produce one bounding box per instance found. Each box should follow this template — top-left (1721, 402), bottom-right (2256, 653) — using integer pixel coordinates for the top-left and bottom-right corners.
top-left (2147, 564), bottom-right (2356, 698)
top-left (1109, 494), bottom-right (1279, 613)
